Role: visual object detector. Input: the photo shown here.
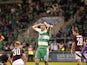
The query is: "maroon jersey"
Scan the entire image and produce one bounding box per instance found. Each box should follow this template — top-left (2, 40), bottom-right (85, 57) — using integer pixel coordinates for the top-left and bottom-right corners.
top-left (10, 48), bottom-right (24, 62)
top-left (72, 35), bottom-right (83, 51)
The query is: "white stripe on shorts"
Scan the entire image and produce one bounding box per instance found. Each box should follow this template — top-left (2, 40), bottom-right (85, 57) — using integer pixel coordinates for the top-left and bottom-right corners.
top-left (44, 47), bottom-right (49, 61)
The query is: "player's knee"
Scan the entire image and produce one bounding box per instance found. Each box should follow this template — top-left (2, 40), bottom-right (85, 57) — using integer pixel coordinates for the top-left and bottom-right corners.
top-left (35, 58), bottom-right (40, 63)
top-left (77, 59), bottom-right (82, 65)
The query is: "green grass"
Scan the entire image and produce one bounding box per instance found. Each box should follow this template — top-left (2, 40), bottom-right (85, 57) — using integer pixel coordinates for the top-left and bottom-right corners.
top-left (6, 62), bottom-right (86, 65)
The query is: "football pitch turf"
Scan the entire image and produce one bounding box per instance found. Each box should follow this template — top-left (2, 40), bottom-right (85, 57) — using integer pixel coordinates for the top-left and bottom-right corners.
top-left (7, 62), bottom-right (86, 65)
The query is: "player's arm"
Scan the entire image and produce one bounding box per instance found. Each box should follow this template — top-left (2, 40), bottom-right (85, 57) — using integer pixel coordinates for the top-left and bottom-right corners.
top-left (9, 58), bottom-right (12, 65)
top-left (21, 49), bottom-right (27, 65)
top-left (71, 42), bottom-right (75, 53)
top-left (22, 53), bottom-right (27, 65)
top-left (9, 52), bottom-right (13, 65)
top-left (0, 35), bottom-right (5, 42)
top-left (44, 22), bottom-right (53, 31)
top-left (81, 45), bottom-right (87, 59)
top-left (32, 23), bottom-right (41, 31)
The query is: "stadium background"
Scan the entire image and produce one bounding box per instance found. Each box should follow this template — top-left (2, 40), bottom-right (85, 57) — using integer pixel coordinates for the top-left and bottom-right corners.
top-left (0, 0), bottom-right (87, 65)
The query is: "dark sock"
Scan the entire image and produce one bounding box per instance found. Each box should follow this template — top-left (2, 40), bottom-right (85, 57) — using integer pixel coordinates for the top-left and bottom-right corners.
top-left (45, 61), bottom-right (48, 65)
top-left (35, 63), bottom-right (39, 65)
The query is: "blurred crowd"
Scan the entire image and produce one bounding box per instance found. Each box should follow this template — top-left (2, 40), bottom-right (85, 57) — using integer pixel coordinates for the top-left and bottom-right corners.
top-left (56, 0), bottom-right (87, 38)
top-left (0, 0), bottom-right (87, 52)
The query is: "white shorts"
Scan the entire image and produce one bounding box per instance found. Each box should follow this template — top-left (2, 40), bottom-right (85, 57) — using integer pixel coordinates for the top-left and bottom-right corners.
top-left (12, 59), bottom-right (24, 65)
top-left (44, 47), bottom-right (49, 61)
top-left (75, 51), bottom-right (82, 60)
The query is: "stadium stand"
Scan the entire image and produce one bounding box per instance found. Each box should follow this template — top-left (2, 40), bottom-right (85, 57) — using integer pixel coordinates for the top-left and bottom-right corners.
top-left (0, 0), bottom-right (87, 52)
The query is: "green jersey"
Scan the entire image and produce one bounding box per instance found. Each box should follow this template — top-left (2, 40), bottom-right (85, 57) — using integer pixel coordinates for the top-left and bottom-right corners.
top-left (35, 28), bottom-right (50, 47)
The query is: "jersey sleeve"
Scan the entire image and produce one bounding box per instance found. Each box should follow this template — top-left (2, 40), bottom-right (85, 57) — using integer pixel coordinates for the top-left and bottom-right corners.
top-left (34, 28), bottom-right (41, 32)
top-left (72, 36), bottom-right (76, 42)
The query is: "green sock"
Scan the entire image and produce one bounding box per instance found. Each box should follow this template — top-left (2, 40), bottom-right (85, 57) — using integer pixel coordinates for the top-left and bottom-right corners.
top-left (35, 63), bottom-right (39, 65)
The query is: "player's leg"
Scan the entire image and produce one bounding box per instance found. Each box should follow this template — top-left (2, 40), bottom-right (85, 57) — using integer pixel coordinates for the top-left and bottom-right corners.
top-left (28, 55), bottom-right (30, 61)
top-left (29, 55), bottom-right (32, 61)
top-left (44, 61), bottom-right (48, 65)
top-left (41, 48), bottom-right (49, 65)
top-left (75, 51), bottom-right (82, 65)
top-left (31, 55), bottom-right (34, 61)
top-left (44, 48), bottom-right (49, 65)
top-left (35, 48), bottom-right (41, 65)
top-left (76, 59), bottom-right (82, 65)
top-left (35, 58), bottom-right (40, 65)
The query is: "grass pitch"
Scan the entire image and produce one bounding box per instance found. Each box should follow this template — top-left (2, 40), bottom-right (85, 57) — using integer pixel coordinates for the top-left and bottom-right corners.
top-left (7, 62), bottom-right (86, 65)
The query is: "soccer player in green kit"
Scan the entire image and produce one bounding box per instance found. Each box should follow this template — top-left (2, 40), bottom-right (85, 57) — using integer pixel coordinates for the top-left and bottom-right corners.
top-left (32, 22), bottom-right (52, 65)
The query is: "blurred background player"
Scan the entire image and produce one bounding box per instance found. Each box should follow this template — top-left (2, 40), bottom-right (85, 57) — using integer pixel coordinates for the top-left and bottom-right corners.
top-left (0, 33), bottom-right (5, 42)
top-left (0, 54), bottom-right (8, 65)
top-left (9, 41), bottom-right (27, 65)
top-left (0, 32), bottom-right (5, 51)
top-left (81, 39), bottom-right (87, 65)
top-left (28, 44), bottom-right (34, 62)
top-left (71, 28), bottom-right (83, 65)
top-left (32, 22), bottom-right (52, 65)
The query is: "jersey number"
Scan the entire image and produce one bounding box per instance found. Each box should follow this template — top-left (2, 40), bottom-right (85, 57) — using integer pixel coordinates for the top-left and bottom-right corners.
top-left (77, 37), bottom-right (83, 46)
top-left (13, 48), bottom-right (21, 56)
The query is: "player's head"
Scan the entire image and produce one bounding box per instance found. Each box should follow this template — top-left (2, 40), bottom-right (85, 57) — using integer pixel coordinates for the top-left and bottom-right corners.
top-left (29, 44), bottom-right (33, 48)
top-left (72, 27), bottom-right (79, 36)
top-left (40, 22), bottom-right (46, 31)
top-left (14, 41), bottom-right (21, 47)
top-left (0, 54), bottom-right (8, 63)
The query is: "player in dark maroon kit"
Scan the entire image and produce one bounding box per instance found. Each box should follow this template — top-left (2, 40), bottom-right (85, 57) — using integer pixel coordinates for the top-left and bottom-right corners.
top-left (10, 41), bottom-right (27, 65)
top-left (71, 28), bottom-right (83, 65)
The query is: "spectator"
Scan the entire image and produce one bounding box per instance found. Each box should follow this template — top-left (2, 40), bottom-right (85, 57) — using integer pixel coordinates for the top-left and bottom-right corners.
top-left (0, 33), bottom-right (5, 42)
top-left (28, 44), bottom-right (34, 61)
top-left (59, 42), bottom-right (65, 52)
top-left (50, 41), bottom-right (59, 51)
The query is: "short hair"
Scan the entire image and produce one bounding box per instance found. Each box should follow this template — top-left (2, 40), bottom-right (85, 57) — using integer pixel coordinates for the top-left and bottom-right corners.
top-left (40, 22), bottom-right (46, 27)
top-left (15, 41), bottom-right (21, 45)
top-left (72, 27), bottom-right (79, 33)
